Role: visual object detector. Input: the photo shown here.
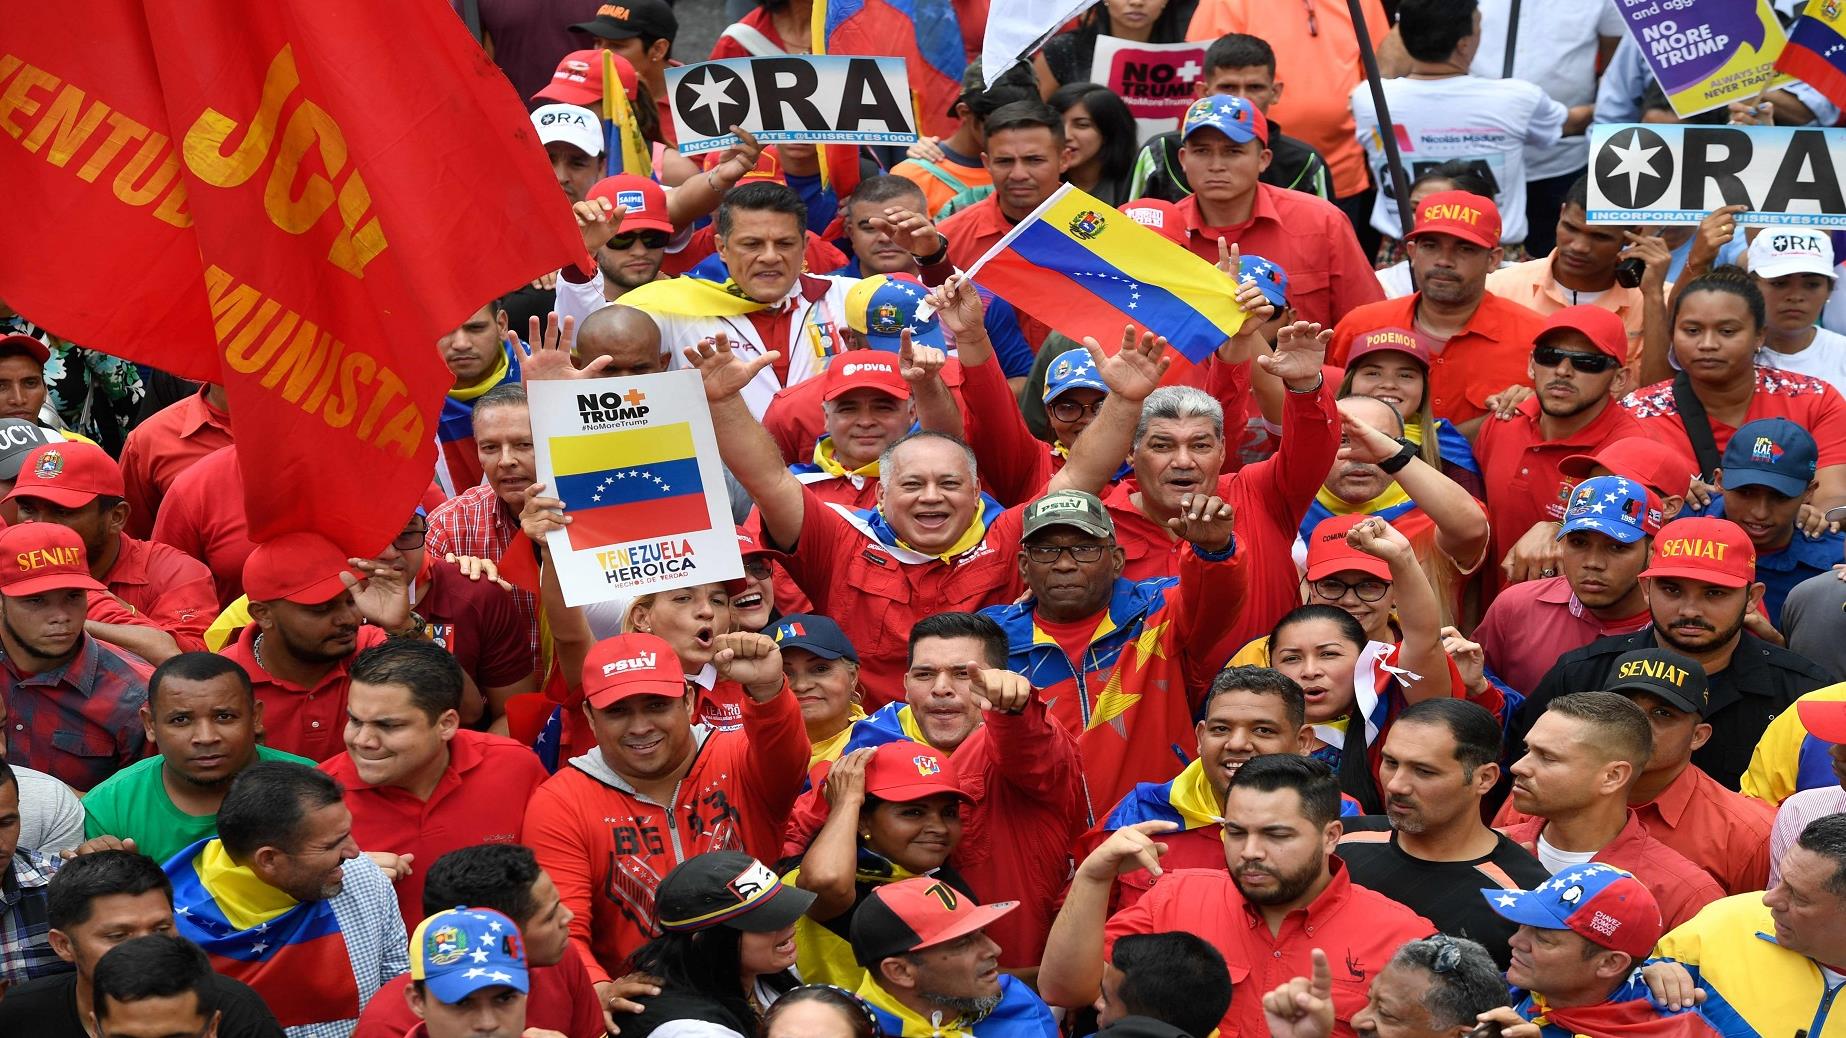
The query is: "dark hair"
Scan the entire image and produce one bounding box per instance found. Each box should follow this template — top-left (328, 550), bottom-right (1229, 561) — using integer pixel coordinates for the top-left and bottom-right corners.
top-left (1545, 691), bottom-right (1653, 770)
top-left (1671, 264), bottom-right (1767, 331)
top-left (422, 844), bottom-right (542, 923)
top-left (764, 985), bottom-right (883, 1038)
top-left (1049, 83), bottom-right (1136, 188)
top-left (1267, 604), bottom-right (1367, 656)
top-left (1205, 33), bottom-right (1277, 76)
top-left (0, 756), bottom-right (13, 796)
top-left (1412, 159), bottom-right (1495, 200)
top-left (1565, 173), bottom-right (1590, 211)
top-left (1112, 933), bottom-right (1233, 1037)
top-left (1394, 699), bottom-right (1502, 773)
top-left (149, 652), bottom-right (253, 709)
top-left (350, 639), bottom-right (464, 721)
top-left (982, 101), bottom-right (1066, 145)
top-left (1797, 813), bottom-right (1846, 897)
top-left (717, 181), bottom-right (807, 239)
top-left (959, 60), bottom-right (1039, 123)
top-left (1073, 0), bottom-right (1190, 48)
top-left (216, 761), bottom-right (344, 861)
top-left (908, 612), bottom-right (1008, 670)
top-left (1227, 753), bottom-right (1342, 827)
top-left (628, 927), bottom-right (756, 1033)
top-left (473, 382), bottom-right (528, 419)
top-left (1388, 937), bottom-right (1509, 1028)
top-left (848, 174), bottom-right (927, 216)
top-left (1205, 666), bottom-right (1306, 730)
top-left (1398, 0), bottom-right (1481, 62)
top-left (93, 935), bottom-right (217, 1023)
top-left (48, 851), bottom-right (173, 931)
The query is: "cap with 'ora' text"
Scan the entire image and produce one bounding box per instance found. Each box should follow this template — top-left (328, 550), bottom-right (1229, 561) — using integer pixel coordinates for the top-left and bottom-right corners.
top-left (0, 522), bottom-right (105, 596)
top-left (1639, 516), bottom-right (1755, 589)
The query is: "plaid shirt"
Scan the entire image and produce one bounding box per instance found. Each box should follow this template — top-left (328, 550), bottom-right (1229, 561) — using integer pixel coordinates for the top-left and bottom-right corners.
top-left (427, 485), bottom-right (538, 662)
top-left (293, 854), bottom-right (409, 1038)
top-left (1, 635), bottom-right (152, 792)
top-left (0, 848), bottom-right (68, 985)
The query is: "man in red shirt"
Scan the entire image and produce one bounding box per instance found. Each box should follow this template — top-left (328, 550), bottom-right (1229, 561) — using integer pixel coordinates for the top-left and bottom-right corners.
top-left (1330, 193), bottom-right (1547, 430)
top-left (149, 444), bottom-right (252, 606)
top-left (1170, 96), bottom-right (1382, 327)
top-left (1476, 306), bottom-right (1644, 589)
top-left (8, 441), bottom-right (217, 660)
top-left (321, 640), bottom-right (549, 934)
top-left (1040, 754), bottom-right (1433, 1038)
top-left (788, 350), bottom-right (931, 513)
top-left (116, 383), bottom-right (230, 539)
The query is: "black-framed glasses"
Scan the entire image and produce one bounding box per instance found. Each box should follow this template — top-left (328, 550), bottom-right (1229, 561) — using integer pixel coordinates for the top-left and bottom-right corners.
top-left (1310, 576), bottom-right (1390, 602)
top-left (1049, 397), bottom-right (1106, 423)
top-left (743, 558), bottom-right (773, 580)
top-left (392, 525), bottom-right (428, 551)
top-left (1024, 543), bottom-right (1108, 564)
top-left (607, 230), bottom-right (670, 250)
top-left (1532, 344), bottom-right (1618, 374)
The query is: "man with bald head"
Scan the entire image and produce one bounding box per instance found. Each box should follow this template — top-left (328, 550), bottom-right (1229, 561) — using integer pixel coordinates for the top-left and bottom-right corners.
top-left (573, 304), bottom-right (666, 377)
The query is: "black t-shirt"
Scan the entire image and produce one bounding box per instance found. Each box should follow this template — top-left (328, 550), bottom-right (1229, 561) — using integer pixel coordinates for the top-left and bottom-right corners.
top-left (1335, 818), bottom-right (1552, 970)
top-left (0, 970), bottom-right (284, 1038)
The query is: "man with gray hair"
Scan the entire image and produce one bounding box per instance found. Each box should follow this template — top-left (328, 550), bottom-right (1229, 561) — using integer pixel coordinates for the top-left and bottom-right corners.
top-left (1261, 936), bottom-right (1515, 1038)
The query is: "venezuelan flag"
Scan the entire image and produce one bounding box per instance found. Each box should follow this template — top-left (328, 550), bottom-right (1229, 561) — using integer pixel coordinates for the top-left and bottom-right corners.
top-left (814, 0), bottom-right (964, 139)
top-left (965, 184), bottom-right (1253, 371)
top-left (165, 839), bottom-right (360, 1029)
top-left (553, 422), bottom-right (709, 551)
top-left (603, 50), bottom-right (653, 177)
top-left (1779, 0), bottom-right (1846, 114)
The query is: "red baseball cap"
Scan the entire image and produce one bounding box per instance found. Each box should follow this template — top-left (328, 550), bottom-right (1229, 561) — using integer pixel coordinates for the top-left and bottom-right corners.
top-left (532, 49), bottom-right (638, 106)
top-left (0, 523), bottom-right (104, 596)
top-left (6, 441), bottom-right (124, 508)
top-left (1796, 696), bottom-right (1846, 743)
top-left (1346, 326), bottom-right (1432, 368)
top-left (242, 531), bottom-right (358, 605)
top-left (735, 524), bottom-right (783, 561)
top-left (864, 743), bottom-right (973, 804)
top-left (0, 334), bottom-right (50, 366)
top-left (1118, 199), bottom-right (1187, 246)
top-left (588, 174), bottom-right (672, 235)
top-left (1536, 305), bottom-right (1628, 362)
top-left (822, 353), bottom-right (910, 402)
top-left (1304, 513), bottom-right (1394, 582)
top-left (1405, 191), bottom-right (1500, 250)
top-left (582, 632), bottom-right (687, 709)
top-left (1639, 517), bottom-right (1756, 588)
top-left (1557, 439), bottom-right (1697, 502)
top-left (850, 876), bottom-right (1018, 967)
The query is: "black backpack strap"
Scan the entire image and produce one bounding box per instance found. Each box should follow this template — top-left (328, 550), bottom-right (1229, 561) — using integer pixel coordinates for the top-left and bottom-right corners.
top-left (1671, 370), bottom-right (1723, 481)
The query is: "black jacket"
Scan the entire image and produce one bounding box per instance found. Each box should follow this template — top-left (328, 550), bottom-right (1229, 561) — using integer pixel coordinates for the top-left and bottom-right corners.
top-left (1128, 124), bottom-right (1333, 203)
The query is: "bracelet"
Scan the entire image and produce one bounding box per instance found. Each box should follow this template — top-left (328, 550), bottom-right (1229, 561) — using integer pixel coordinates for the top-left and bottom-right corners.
top-left (1192, 536), bottom-right (1237, 561)
top-left (1285, 374), bottom-right (1325, 394)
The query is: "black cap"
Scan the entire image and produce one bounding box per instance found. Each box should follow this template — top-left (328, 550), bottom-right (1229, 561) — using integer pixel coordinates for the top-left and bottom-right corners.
top-left (655, 852), bottom-right (814, 933)
top-left (570, 0), bottom-right (677, 43)
top-left (1604, 648), bottom-right (1709, 716)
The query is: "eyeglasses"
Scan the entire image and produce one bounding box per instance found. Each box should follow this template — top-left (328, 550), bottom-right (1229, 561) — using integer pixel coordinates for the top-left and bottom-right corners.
top-left (1048, 397), bottom-right (1106, 423)
top-left (743, 558), bottom-right (773, 580)
top-left (1024, 543), bottom-right (1109, 564)
top-left (1532, 344), bottom-right (1619, 374)
top-left (1310, 576), bottom-right (1391, 602)
top-left (607, 230), bottom-right (669, 250)
top-left (393, 525), bottom-right (428, 551)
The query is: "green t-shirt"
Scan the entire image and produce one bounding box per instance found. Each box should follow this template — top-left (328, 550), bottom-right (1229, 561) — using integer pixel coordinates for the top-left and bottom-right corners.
top-left (82, 746), bottom-right (314, 866)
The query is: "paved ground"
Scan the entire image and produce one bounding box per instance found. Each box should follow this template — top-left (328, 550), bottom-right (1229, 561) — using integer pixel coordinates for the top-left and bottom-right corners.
top-left (671, 0), bottom-right (730, 65)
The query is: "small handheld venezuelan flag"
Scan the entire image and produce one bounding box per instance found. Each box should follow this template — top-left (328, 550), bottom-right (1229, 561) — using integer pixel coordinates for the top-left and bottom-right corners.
top-left (603, 49), bottom-right (653, 178)
top-left (1778, 0), bottom-right (1846, 115)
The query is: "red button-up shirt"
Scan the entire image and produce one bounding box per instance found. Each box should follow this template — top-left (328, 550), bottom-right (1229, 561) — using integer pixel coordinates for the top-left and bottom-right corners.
top-left (100, 535), bottom-right (218, 652)
top-left (149, 444), bottom-right (252, 606)
top-left (1330, 292), bottom-right (1547, 425)
top-left (219, 623), bottom-right (389, 763)
top-left (1175, 188), bottom-right (1384, 328)
top-left (1499, 810), bottom-right (1724, 929)
top-left (1472, 576), bottom-right (1650, 698)
top-left (1, 634), bottom-right (151, 791)
top-left (118, 387), bottom-right (231, 539)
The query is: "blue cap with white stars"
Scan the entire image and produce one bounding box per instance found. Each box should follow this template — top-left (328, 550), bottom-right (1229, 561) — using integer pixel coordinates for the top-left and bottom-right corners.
top-left (1481, 863), bottom-right (1662, 958)
top-left (1181, 94), bottom-right (1268, 145)
top-left (1042, 348), bottom-right (1109, 404)
top-left (843, 273), bottom-right (946, 352)
top-left (410, 907), bottom-right (529, 1004)
top-left (1239, 255), bottom-right (1289, 310)
top-left (1555, 475), bottom-right (1663, 545)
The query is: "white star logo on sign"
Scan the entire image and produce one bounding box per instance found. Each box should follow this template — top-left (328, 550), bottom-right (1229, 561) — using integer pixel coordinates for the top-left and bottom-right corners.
top-left (685, 69), bottom-right (739, 125)
top-left (1606, 134), bottom-right (1663, 203)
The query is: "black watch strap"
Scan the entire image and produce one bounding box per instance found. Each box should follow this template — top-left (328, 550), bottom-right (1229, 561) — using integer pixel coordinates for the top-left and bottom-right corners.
top-left (1378, 438), bottom-right (1419, 474)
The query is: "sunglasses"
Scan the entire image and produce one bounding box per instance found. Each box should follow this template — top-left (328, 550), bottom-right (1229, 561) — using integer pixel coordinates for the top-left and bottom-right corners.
top-left (742, 558), bottom-right (773, 580)
top-left (1532, 344), bottom-right (1618, 374)
top-left (607, 230), bottom-right (669, 250)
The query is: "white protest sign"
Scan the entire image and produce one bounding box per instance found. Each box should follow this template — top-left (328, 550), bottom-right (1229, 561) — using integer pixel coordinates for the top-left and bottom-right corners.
top-left (1588, 123), bottom-right (1846, 226)
top-left (666, 55), bottom-right (918, 154)
top-left (530, 372), bottom-right (741, 607)
top-left (1089, 36), bottom-right (1208, 143)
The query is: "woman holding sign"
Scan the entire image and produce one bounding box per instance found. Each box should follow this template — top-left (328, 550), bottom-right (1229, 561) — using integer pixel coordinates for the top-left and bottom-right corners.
top-left (1033, 0), bottom-right (1195, 96)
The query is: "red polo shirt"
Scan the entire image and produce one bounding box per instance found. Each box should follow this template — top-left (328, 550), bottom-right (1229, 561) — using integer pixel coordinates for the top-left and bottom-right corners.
top-left (353, 945), bottom-right (605, 1038)
top-left (118, 387), bottom-right (232, 539)
top-left (938, 197), bottom-right (1051, 347)
top-left (100, 536), bottom-right (218, 652)
top-left (1330, 291), bottom-right (1547, 425)
top-left (1499, 810), bottom-right (1724, 929)
top-left (1175, 188), bottom-right (1384, 328)
top-left (1472, 576), bottom-right (1650, 698)
top-left (321, 728), bottom-right (550, 933)
top-left (219, 623), bottom-right (389, 762)
top-left (1474, 395), bottom-right (1643, 591)
top-left (150, 444), bottom-right (252, 606)
top-left (418, 562), bottom-right (536, 692)
top-left (1623, 367), bottom-right (1846, 466)
top-left (1104, 861), bottom-right (1433, 1038)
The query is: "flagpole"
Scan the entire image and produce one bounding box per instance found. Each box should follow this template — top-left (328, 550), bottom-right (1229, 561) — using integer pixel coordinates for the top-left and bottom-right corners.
top-left (1501, 0), bottom-right (1522, 78)
top-left (1347, 0), bottom-right (1415, 247)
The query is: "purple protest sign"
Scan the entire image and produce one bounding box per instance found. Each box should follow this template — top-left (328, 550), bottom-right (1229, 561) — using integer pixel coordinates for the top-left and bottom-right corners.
top-left (1612, 0), bottom-right (1791, 116)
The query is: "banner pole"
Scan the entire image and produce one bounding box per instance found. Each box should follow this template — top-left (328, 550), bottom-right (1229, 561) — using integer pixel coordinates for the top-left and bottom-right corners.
top-left (1347, 0), bottom-right (1416, 244)
top-left (1502, 0), bottom-right (1522, 79)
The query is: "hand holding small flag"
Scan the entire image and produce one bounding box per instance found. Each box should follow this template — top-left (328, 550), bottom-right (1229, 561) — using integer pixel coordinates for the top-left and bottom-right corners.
top-left (921, 275), bottom-right (985, 342)
top-left (1083, 325), bottom-right (1172, 403)
top-left (684, 332), bottom-right (781, 403)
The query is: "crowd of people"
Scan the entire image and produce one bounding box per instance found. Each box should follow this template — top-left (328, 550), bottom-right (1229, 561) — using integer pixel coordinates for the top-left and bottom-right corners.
top-left (7, 0), bottom-right (1846, 1036)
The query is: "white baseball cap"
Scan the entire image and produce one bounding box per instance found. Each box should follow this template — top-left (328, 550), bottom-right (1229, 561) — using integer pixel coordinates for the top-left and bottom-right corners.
top-left (1747, 228), bottom-right (1836, 281)
top-left (531, 102), bottom-right (605, 158)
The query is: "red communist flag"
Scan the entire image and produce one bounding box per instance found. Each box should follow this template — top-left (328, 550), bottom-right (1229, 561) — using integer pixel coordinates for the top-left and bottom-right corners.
top-left (0, 0), bottom-right (583, 557)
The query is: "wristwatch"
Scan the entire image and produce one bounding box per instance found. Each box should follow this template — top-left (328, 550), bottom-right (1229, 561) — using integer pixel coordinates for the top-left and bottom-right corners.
top-left (1378, 437), bottom-right (1419, 474)
top-left (913, 236), bottom-right (950, 267)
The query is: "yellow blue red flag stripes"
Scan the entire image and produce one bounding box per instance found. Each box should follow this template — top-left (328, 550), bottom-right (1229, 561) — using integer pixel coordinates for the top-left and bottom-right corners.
top-left (964, 185), bottom-right (1253, 369)
top-left (604, 49), bottom-right (653, 177)
top-left (1779, 0), bottom-right (1846, 113)
top-left (552, 423), bottom-right (706, 551)
top-left (814, 0), bottom-right (963, 139)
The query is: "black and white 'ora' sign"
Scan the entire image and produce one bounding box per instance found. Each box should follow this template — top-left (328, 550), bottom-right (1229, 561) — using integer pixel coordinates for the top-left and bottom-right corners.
top-left (1587, 122), bottom-right (1846, 227)
top-left (666, 55), bottom-right (918, 155)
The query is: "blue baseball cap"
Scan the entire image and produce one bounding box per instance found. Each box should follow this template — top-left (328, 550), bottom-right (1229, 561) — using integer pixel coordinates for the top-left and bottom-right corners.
top-left (1181, 94), bottom-right (1268, 145)
top-left (1556, 475), bottom-right (1663, 544)
top-left (769, 613), bottom-right (859, 662)
top-left (1722, 417), bottom-right (1818, 498)
top-left (1042, 348), bottom-right (1107, 404)
top-left (844, 273), bottom-right (946, 352)
top-left (1239, 255), bottom-right (1288, 310)
top-left (1482, 863), bottom-right (1662, 959)
top-left (410, 908), bottom-right (529, 1004)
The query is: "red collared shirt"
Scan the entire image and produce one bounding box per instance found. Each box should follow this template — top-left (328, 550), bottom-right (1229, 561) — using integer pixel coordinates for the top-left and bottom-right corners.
top-left (149, 444), bottom-right (251, 606)
top-left (938, 198), bottom-right (1052, 347)
top-left (118, 387), bottom-right (231, 539)
top-left (1105, 861), bottom-right (1433, 1038)
top-left (321, 729), bottom-right (550, 933)
top-left (1330, 291), bottom-right (1548, 425)
top-left (100, 536), bottom-right (218, 652)
top-left (353, 944), bottom-right (606, 1038)
top-left (219, 623), bottom-right (389, 763)
top-left (426, 485), bottom-right (538, 664)
top-left (1, 634), bottom-right (152, 791)
top-left (1500, 810), bottom-right (1725, 929)
top-left (1175, 187), bottom-right (1384, 328)
top-left (1473, 576), bottom-right (1650, 697)
top-left (1624, 367), bottom-right (1846, 466)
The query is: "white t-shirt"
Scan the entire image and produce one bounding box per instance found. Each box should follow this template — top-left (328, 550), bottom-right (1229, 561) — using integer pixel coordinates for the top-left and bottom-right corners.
top-left (1536, 831), bottom-right (1600, 873)
top-left (1351, 76), bottom-right (1566, 245)
top-left (1760, 326), bottom-right (1846, 397)
top-left (1470, 0), bottom-right (1624, 180)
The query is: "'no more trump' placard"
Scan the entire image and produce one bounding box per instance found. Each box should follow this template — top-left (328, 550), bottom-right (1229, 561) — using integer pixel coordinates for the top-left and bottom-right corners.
top-left (667, 55), bottom-right (918, 154)
top-left (1588, 123), bottom-right (1846, 226)
top-left (1090, 37), bottom-right (1208, 143)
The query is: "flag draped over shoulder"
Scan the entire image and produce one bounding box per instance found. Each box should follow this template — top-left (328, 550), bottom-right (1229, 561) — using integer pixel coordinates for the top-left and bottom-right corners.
top-left (814, 0), bottom-right (965, 139)
top-left (1778, 0), bottom-right (1846, 113)
top-left (0, 0), bottom-right (583, 558)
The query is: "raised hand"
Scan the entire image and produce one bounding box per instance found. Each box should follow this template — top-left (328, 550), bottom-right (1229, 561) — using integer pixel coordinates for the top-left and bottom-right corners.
top-left (1076, 819), bottom-right (1177, 881)
top-left (445, 553), bottom-right (514, 592)
top-left (519, 311), bottom-right (612, 381)
top-left (870, 206), bottom-right (943, 258)
top-left (1440, 625), bottom-right (1489, 696)
top-left (1261, 948), bottom-right (1336, 1038)
top-left (1336, 408), bottom-right (1404, 466)
top-left (1260, 321), bottom-right (1331, 389)
top-left (967, 661), bottom-right (1033, 714)
top-left (519, 481), bottom-right (569, 544)
top-left (711, 631), bottom-right (785, 698)
top-left (898, 330), bottom-right (948, 385)
top-left (573, 197), bottom-right (627, 255)
top-left (346, 557), bottom-right (411, 633)
top-left (1084, 324), bottom-right (1172, 402)
top-left (823, 747), bottom-right (874, 810)
top-left (922, 275), bottom-right (985, 340)
top-left (709, 126), bottom-right (765, 191)
top-left (1164, 493), bottom-right (1235, 552)
top-left (683, 332), bottom-right (778, 402)
top-left (1344, 515), bottom-right (1414, 564)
